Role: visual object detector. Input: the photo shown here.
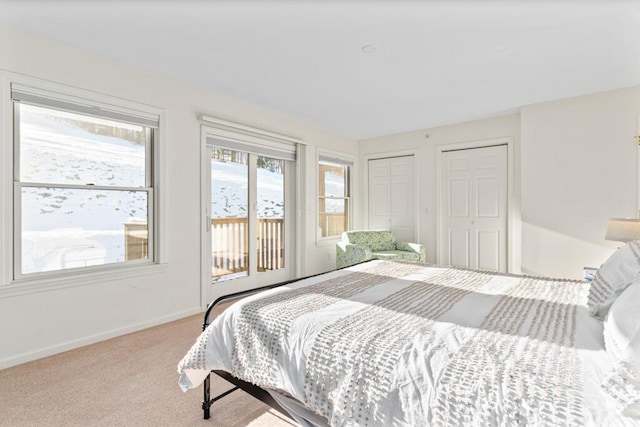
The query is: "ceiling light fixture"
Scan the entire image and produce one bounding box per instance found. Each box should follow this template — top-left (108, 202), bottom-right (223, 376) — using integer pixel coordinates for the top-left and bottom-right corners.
top-left (361, 45), bottom-right (378, 54)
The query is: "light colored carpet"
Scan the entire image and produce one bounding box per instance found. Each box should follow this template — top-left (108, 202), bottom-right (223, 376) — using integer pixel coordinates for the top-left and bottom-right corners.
top-left (0, 308), bottom-right (299, 427)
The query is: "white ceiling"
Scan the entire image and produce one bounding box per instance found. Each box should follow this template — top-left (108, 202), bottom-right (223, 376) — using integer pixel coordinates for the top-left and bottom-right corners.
top-left (1, 1), bottom-right (639, 139)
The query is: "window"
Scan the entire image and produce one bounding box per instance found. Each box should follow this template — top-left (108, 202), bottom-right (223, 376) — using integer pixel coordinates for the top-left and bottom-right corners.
top-left (318, 153), bottom-right (352, 239)
top-left (11, 85), bottom-right (159, 279)
top-left (206, 134), bottom-right (294, 284)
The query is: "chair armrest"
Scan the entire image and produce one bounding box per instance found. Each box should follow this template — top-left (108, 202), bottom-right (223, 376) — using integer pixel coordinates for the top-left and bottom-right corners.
top-left (395, 241), bottom-right (426, 263)
top-left (336, 242), bottom-right (373, 268)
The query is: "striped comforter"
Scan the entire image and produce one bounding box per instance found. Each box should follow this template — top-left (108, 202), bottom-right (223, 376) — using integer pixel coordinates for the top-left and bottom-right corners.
top-left (178, 260), bottom-right (631, 426)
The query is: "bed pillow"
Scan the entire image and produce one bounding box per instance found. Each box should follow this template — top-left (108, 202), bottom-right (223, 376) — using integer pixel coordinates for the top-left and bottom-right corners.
top-left (588, 240), bottom-right (640, 318)
top-left (602, 327), bottom-right (640, 418)
top-left (603, 282), bottom-right (640, 364)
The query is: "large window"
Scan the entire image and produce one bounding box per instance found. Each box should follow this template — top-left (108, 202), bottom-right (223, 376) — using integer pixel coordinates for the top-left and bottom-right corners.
top-left (11, 85), bottom-right (159, 279)
top-left (318, 153), bottom-right (352, 239)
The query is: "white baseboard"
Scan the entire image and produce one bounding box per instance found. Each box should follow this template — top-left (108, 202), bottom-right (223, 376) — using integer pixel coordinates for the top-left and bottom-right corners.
top-left (0, 306), bottom-right (202, 370)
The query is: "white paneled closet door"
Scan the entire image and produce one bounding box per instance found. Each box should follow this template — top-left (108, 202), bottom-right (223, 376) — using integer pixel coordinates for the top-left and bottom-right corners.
top-left (368, 156), bottom-right (415, 243)
top-left (440, 145), bottom-right (507, 272)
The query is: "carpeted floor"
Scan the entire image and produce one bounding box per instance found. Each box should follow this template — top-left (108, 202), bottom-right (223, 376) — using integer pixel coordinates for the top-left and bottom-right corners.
top-left (0, 308), bottom-right (298, 427)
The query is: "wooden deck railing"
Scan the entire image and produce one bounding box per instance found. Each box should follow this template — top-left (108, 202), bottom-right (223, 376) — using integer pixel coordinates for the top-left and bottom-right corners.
top-left (211, 217), bottom-right (248, 277)
top-left (318, 212), bottom-right (347, 238)
top-left (123, 220), bottom-right (148, 261)
top-left (211, 217), bottom-right (284, 278)
top-left (124, 217), bottom-right (285, 279)
top-left (256, 218), bottom-right (284, 272)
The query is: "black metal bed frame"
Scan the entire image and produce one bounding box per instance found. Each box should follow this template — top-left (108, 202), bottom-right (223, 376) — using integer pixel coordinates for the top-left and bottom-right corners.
top-left (200, 267), bottom-right (342, 421)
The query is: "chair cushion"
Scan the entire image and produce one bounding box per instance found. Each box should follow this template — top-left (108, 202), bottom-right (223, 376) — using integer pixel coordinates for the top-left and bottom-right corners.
top-left (372, 250), bottom-right (420, 262)
top-left (345, 230), bottom-right (396, 251)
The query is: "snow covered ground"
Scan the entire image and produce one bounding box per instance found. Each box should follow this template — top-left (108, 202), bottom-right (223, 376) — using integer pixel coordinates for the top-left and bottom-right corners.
top-left (18, 103), bottom-right (346, 275)
top-left (211, 156), bottom-right (345, 219)
top-left (19, 105), bottom-right (147, 274)
top-left (211, 159), bottom-right (286, 219)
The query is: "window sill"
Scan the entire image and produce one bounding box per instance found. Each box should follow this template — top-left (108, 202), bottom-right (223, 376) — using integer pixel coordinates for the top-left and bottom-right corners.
top-left (0, 262), bottom-right (168, 298)
top-left (316, 236), bottom-right (341, 248)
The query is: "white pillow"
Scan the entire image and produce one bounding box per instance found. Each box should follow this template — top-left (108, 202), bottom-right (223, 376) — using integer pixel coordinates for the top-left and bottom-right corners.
top-left (603, 282), bottom-right (640, 364)
top-left (588, 240), bottom-right (640, 318)
top-left (602, 327), bottom-right (640, 418)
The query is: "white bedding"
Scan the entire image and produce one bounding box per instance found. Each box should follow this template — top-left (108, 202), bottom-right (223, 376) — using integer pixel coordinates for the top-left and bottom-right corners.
top-left (178, 260), bottom-right (639, 426)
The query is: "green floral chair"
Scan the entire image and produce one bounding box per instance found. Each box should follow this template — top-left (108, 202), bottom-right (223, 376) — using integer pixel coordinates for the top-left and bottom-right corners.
top-left (336, 229), bottom-right (426, 268)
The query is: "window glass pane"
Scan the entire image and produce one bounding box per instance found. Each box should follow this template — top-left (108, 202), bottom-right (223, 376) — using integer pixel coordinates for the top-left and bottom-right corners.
top-left (19, 103), bottom-right (147, 187)
top-left (211, 148), bottom-right (249, 280)
top-left (21, 187), bottom-right (148, 274)
top-left (325, 198), bottom-right (345, 213)
top-left (318, 158), bottom-right (350, 239)
top-left (257, 156), bottom-right (284, 271)
top-left (319, 199), bottom-right (349, 238)
top-left (319, 162), bottom-right (346, 197)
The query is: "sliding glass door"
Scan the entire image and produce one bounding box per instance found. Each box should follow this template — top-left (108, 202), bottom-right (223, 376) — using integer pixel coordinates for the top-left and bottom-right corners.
top-left (256, 156), bottom-right (286, 272)
top-left (208, 144), bottom-right (292, 285)
top-left (210, 148), bottom-right (249, 280)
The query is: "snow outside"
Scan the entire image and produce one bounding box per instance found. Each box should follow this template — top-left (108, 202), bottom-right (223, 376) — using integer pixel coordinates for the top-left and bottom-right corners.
top-left (18, 103), bottom-right (344, 275)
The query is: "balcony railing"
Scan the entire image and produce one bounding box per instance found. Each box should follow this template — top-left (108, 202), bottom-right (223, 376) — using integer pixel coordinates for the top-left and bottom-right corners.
top-left (211, 217), bottom-right (284, 279)
top-left (318, 212), bottom-right (347, 238)
top-left (211, 217), bottom-right (248, 277)
top-left (123, 219), bottom-right (148, 261)
top-left (123, 217), bottom-right (285, 279)
top-left (256, 218), bottom-right (285, 272)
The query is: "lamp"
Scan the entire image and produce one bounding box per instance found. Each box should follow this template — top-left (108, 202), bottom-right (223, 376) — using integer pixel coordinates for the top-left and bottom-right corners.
top-left (605, 218), bottom-right (640, 243)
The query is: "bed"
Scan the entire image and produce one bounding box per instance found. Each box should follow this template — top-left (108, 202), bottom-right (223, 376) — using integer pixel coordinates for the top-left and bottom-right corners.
top-left (178, 252), bottom-right (640, 426)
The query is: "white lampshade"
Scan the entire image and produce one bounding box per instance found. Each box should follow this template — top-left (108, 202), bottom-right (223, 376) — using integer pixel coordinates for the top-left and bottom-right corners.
top-left (605, 218), bottom-right (640, 243)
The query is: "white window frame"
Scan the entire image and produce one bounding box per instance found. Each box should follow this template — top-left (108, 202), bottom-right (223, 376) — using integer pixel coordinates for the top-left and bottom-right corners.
top-left (316, 149), bottom-right (354, 244)
top-left (0, 72), bottom-right (167, 295)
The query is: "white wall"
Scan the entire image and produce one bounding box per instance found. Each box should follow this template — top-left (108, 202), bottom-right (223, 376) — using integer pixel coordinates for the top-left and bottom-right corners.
top-left (0, 24), bottom-right (357, 368)
top-left (359, 114), bottom-right (521, 267)
top-left (360, 85), bottom-right (640, 280)
top-left (521, 86), bottom-right (640, 278)
top-left (2, 22), bottom-right (636, 369)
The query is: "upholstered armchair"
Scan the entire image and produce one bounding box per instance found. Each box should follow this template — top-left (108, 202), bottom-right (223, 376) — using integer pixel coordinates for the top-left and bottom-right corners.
top-left (336, 229), bottom-right (426, 268)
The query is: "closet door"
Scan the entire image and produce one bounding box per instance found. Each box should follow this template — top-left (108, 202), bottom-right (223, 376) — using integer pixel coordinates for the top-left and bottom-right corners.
top-left (440, 145), bottom-right (507, 272)
top-left (368, 158), bottom-right (391, 230)
top-left (368, 156), bottom-right (415, 242)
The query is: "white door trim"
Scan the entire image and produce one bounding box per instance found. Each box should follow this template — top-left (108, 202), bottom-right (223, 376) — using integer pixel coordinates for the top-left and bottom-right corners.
top-left (199, 130), bottom-right (210, 310)
top-left (436, 137), bottom-right (516, 273)
top-left (362, 150), bottom-right (420, 242)
top-left (637, 113), bottom-right (640, 217)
